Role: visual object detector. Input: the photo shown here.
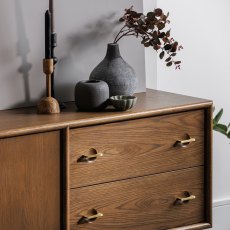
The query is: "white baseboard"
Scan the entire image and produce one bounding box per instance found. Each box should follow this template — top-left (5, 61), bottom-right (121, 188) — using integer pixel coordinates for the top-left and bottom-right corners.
top-left (213, 198), bottom-right (230, 208)
top-left (212, 201), bottom-right (230, 230)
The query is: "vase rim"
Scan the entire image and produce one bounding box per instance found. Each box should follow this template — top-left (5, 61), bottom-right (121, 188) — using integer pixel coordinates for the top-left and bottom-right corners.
top-left (82, 80), bottom-right (101, 84)
top-left (108, 43), bottom-right (119, 46)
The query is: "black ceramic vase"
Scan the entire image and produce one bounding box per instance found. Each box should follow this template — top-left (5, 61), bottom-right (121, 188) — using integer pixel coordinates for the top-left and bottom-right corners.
top-left (89, 43), bottom-right (138, 96)
top-left (75, 80), bottom-right (109, 111)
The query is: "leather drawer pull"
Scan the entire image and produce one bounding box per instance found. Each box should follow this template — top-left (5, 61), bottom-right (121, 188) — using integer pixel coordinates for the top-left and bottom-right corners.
top-left (78, 211), bottom-right (103, 224)
top-left (174, 134), bottom-right (196, 148)
top-left (175, 192), bottom-right (196, 205)
top-left (77, 148), bottom-right (103, 163)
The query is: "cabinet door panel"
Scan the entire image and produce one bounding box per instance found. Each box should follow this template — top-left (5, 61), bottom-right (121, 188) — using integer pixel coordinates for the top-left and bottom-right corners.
top-left (0, 131), bottom-right (60, 230)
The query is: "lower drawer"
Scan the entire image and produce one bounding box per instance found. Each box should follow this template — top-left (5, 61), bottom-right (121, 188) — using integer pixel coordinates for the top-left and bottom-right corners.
top-left (70, 167), bottom-right (207, 230)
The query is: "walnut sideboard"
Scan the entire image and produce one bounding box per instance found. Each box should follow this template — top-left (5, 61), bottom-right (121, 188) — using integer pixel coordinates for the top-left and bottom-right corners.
top-left (0, 89), bottom-right (212, 230)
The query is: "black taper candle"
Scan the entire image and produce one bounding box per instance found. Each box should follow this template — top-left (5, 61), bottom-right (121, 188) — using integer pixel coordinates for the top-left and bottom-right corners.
top-left (49, 0), bottom-right (55, 33)
top-left (45, 10), bottom-right (52, 59)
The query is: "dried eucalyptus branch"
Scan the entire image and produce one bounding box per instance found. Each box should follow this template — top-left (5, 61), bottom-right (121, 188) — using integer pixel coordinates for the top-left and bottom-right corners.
top-left (114, 6), bottom-right (183, 69)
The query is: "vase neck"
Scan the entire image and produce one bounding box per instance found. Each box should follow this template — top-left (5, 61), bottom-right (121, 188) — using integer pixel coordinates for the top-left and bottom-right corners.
top-left (105, 43), bottom-right (121, 59)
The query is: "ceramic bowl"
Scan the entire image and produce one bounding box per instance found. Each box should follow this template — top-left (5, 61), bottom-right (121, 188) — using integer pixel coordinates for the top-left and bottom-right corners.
top-left (110, 95), bottom-right (137, 111)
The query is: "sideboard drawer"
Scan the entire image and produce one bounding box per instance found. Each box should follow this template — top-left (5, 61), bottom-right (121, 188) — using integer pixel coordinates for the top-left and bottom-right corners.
top-left (70, 110), bottom-right (205, 188)
top-left (70, 167), bottom-right (205, 230)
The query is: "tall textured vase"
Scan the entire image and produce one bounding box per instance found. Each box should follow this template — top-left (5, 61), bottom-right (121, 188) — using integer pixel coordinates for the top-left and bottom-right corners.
top-left (89, 43), bottom-right (138, 96)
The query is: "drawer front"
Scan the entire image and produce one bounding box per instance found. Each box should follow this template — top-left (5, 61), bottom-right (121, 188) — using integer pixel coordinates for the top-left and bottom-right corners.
top-left (70, 110), bottom-right (204, 188)
top-left (70, 167), bottom-right (205, 230)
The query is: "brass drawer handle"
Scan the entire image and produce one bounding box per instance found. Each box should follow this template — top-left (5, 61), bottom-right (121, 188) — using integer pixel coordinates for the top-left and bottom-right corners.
top-left (174, 135), bottom-right (196, 148)
top-left (77, 148), bottom-right (103, 163)
top-left (175, 192), bottom-right (196, 205)
top-left (78, 212), bottom-right (103, 224)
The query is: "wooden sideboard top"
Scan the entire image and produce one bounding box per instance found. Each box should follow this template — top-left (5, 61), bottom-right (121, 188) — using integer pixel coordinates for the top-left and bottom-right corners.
top-left (0, 89), bottom-right (212, 139)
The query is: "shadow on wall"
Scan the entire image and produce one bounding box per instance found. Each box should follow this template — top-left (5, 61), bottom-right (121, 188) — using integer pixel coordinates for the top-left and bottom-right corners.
top-left (56, 12), bottom-right (120, 102)
top-left (13, 0), bottom-right (33, 108)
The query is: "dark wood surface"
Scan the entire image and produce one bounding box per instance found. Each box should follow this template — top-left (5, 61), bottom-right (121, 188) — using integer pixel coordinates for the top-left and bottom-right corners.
top-left (70, 110), bottom-right (205, 188)
top-left (70, 167), bottom-right (205, 230)
top-left (0, 89), bottom-right (212, 139)
top-left (0, 131), bottom-right (61, 230)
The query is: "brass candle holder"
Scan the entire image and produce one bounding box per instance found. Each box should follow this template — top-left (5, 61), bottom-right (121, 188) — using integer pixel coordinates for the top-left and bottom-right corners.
top-left (37, 59), bottom-right (60, 114)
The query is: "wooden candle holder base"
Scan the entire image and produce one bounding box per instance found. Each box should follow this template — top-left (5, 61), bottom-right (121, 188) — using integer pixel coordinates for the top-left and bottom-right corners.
top-left (37, 59), bottom-right (60, 114)
top-left (37, 97), bottom-right (60, 114)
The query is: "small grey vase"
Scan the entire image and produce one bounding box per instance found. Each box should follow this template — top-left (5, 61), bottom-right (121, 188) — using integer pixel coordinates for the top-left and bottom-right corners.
top-left (75, 80), bottom-right (109, 111)
top-left (89, 43), bottom-right (138, 96)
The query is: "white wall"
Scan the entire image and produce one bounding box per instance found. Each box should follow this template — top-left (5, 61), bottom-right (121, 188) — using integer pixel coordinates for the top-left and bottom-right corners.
top-left (0, 0), bottom-right (145, 110)
top-left (155, 0), bottom-right (230, 229)
top-left (143, 0), bottom-right (157, 89)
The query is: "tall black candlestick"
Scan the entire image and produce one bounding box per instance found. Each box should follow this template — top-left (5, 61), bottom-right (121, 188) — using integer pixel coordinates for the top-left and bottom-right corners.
top-left (45, 10), bottom-right (52, 59)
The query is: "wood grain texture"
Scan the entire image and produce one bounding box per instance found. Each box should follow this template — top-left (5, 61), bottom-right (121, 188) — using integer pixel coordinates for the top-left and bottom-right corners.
top-left (0, 131), bottom-right (61, 230)
top-left (0, 89), bottom-right (212, 139)
top-left (70, 167), bottom-right (205, 230)
top-left (70, 110), bottom-right (205, 188)
top-left (37, 96), bottom-right (60, 114)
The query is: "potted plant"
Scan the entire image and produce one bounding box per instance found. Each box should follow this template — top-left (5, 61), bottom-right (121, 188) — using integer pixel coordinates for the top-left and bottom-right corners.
top-left (90, 6), bottom-right (182, 96)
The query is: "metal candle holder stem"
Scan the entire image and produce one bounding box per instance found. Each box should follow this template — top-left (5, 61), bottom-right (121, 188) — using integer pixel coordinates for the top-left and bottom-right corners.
top-left (37, 59), bottom-right (60, 114)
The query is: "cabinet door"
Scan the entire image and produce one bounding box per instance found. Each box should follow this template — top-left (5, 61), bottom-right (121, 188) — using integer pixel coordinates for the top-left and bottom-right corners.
top-left (0, 131), bottom-right (60, 230)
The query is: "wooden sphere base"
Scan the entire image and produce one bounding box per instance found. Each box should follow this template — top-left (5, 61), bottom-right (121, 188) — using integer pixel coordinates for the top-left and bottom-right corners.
top-left (37, 97), bottom-right (60, 114)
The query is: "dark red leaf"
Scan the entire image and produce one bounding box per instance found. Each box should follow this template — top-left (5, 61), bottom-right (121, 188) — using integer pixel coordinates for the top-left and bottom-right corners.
top-left (155, 8), bottom-right (163, 16)
top-left (166, 61), bottom-right (173, 67)
top-left (157, 22), bottom-right (165, 30)
top-left (165, 57), bottom-right (172, 62)
top-left (166, 30), bottom-right (171, 37)
top-left (158, 32), bottom-right (165, 38)
top-left (164, 44), bottom-right (172, 50)
top-left (159, 51), bottom-right (165, 59)
top-left (147, 12), bottom-right (155, 20)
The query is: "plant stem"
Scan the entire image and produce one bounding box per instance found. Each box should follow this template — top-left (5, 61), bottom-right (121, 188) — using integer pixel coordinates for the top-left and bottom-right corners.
top-left (114, 25), bottom-right (127, 43)
top-left (115, 31), bottom-right (136, 43)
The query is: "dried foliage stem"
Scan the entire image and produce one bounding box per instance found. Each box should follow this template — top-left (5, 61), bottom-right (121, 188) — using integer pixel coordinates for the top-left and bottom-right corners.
top-left (114, 25), bottom-right (127, 43)
top-left (114, 29), bottom-right (135, 43)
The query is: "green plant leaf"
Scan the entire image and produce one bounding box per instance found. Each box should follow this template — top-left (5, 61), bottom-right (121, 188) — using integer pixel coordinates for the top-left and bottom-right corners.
top-left (227, 131), bottom-right (230, 139)
top-left (214, 124), bottom-right (228, 135)
top-left (214, 109), bottom-right (224, 124)
top-left (217, 124), bottom-right (228, 132)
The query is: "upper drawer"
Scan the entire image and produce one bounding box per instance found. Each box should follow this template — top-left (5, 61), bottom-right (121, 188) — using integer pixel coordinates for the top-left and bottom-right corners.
top-left (70, 110), bottom-right (205, 188)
